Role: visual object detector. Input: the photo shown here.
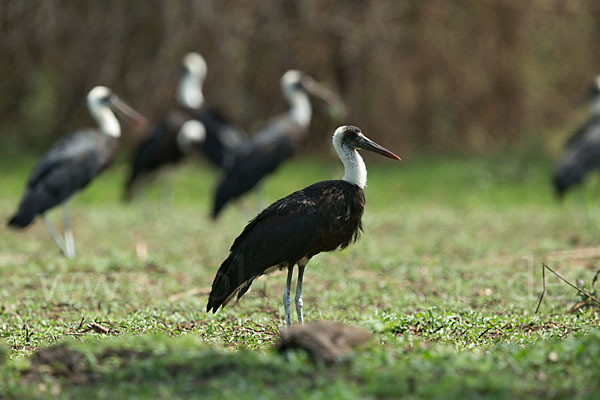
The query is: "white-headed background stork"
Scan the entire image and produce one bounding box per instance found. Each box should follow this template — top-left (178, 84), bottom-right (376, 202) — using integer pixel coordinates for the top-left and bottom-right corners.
top-left (211, 69), bottom-right (345, 218)
top-left (8, 86), bottom-right (145, 258)
top-left (124, 52), bottom-right (245, 200)
top-left (207, 125), bottom-right (400, 326)
top-left (554, 76), bottom-right (600, 196)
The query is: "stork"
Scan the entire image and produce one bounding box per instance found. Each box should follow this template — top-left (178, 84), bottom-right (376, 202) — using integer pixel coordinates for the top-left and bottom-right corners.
top-left (207, 125), bottom-right (400, 326)
top-left (124, 52), bottom-right (245, 200)
top-left (8, 86), bottom-right (145, 258)
top-left (211, 69), bottom-right (344, 218)
top-left (554, 76), bottom-right (600, 196)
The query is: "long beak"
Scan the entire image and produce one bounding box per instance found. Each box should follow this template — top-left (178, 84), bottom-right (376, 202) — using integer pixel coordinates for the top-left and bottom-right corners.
top-left (302, 78), bottom-right (347, 120)
top-left (357, 135), bottom-right (401, 160)
top-left (109, 96), bottom-right (148, 129)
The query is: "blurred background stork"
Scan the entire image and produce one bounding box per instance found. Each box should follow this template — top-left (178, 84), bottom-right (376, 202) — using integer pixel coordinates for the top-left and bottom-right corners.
top-left (553, 77), bottom-right (600, 197)
top-left (212, 70), bottom-right (345, 218)
top-left (3, 1), bottom-right (600, 158)
top-left (7, 87), bottom-right (144, 258)
top-left (124, 52), bottom-right (246, 201)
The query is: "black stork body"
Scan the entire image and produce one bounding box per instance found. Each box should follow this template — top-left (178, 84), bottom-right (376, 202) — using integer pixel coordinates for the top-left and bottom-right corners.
top-left (8, 86), bottom-right (145, 258)
top-left (553, 77), bottom-right (600, 196)
top-left (211, 70), bottom-right (344, 218)
top-left (124, 52), bottom-right (245, 200)
top-left (207, 125), bottom-right (400, 326)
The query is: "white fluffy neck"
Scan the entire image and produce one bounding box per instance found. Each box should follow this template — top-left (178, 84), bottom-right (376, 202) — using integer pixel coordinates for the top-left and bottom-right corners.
top-left (90, 104), bottom-right (121, 137)
top-left (333, 134), bottom-right (367, 188)
top-left (177, 120), bottom-right (206, 151)
top-left (286, 90), bottom-right (312, 128)
top-left (177, 74), bottom-right (204, 109)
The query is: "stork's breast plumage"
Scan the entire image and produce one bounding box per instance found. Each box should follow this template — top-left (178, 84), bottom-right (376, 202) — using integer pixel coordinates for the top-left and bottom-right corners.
top-left (309, 180), bottom-right (365, 255)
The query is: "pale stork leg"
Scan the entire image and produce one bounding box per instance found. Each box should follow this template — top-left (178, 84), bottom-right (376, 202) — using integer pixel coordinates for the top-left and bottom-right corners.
top-left (42, 215), bottom-right (69, 258)
top-left (295, 262), bottom-right (306, 324)
top-left (63, 204), bottom-right (76, 259)
top-left (283, 265), bottom-right (294, 327)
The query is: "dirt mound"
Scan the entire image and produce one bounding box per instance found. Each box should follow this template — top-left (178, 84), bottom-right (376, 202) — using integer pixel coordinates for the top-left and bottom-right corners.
top-left (277, 321), bottom-right (372, 363)
top-left (23, 344), bottom-right (93, 384)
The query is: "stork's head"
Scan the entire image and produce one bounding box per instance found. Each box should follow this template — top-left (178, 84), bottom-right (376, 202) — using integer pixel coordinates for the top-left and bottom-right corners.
top-left (281, 70), bottom-right (346, 119)
top-left (332, 125), bottom-right (400, 188)
top-left (87, 86), bottom-right (112, 110)
top-left (87, 86), bottom-right (146, 137)
top-left (281, 70), bottom-right (307, 95)
top-left (332, 125), bottom-right (401, 160)
top-left (182, 52), bottom-right (207, 80)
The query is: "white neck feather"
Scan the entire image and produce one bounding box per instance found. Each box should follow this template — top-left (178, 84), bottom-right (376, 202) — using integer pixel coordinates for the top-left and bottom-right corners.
top-left (90, 104), bottom-right (121, 137)
top-left (177, 120), bottom-right (206, 151)
top-left (287, 90), bottom-right (312, 128)
top-left (333, 133), bottom-right (367, 188)
top-left (177, 73), bottom-right (204, 109)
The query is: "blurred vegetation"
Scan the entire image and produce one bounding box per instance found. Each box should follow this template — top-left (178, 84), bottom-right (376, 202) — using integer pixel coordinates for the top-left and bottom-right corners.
top-left (3, 331), bottom-right (600, 398)
top-left (2, 0), bottom-right (600, 154)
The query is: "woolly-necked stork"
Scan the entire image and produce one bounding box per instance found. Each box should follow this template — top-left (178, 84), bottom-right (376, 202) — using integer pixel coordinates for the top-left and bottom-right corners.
top-left (124, 52), bottom-right (245, 200)
top-left (211, 69), bottom-right (344, 218)
top-left (554, 76), bottom-right (600, 196)
top-left (8, 86), bottom-right (145, 258)
top-left (207, 125), bottom-right (400, 326)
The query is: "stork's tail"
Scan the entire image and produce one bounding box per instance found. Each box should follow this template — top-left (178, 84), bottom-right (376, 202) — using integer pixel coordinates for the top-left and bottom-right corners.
top-left (211, 176), bottom-right (240, 219)
top-left (211, 184), bottom-right (228, 219)
top-left (553, 162), bottom-right (585, 198)
top-left (207, 253), bottom-right (250, 313)
top-left (211, 200), bottom-right (225, 220)
top-left (7, 192), bottom-right (39, 228)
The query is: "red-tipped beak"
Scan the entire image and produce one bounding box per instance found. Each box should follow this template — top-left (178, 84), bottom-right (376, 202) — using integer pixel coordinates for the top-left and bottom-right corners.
top-left (357, 136), bottom-right (401, 160)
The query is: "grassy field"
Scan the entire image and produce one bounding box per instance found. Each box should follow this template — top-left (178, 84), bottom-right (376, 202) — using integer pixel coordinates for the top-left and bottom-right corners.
top-left (0, 152), bottom-right (599, 398)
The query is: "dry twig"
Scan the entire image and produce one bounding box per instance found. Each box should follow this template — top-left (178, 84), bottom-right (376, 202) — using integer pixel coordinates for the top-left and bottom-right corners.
top-left (88, 323), bottom-right (110, 334)
top-left (76, 315), bottom-right (85, 331)
top-left (535, 263), bottom-right (600, 313)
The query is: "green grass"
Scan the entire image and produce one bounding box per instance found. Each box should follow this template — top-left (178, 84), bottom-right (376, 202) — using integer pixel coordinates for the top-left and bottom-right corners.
top-left (1, 153), bottom-right (600, 398)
